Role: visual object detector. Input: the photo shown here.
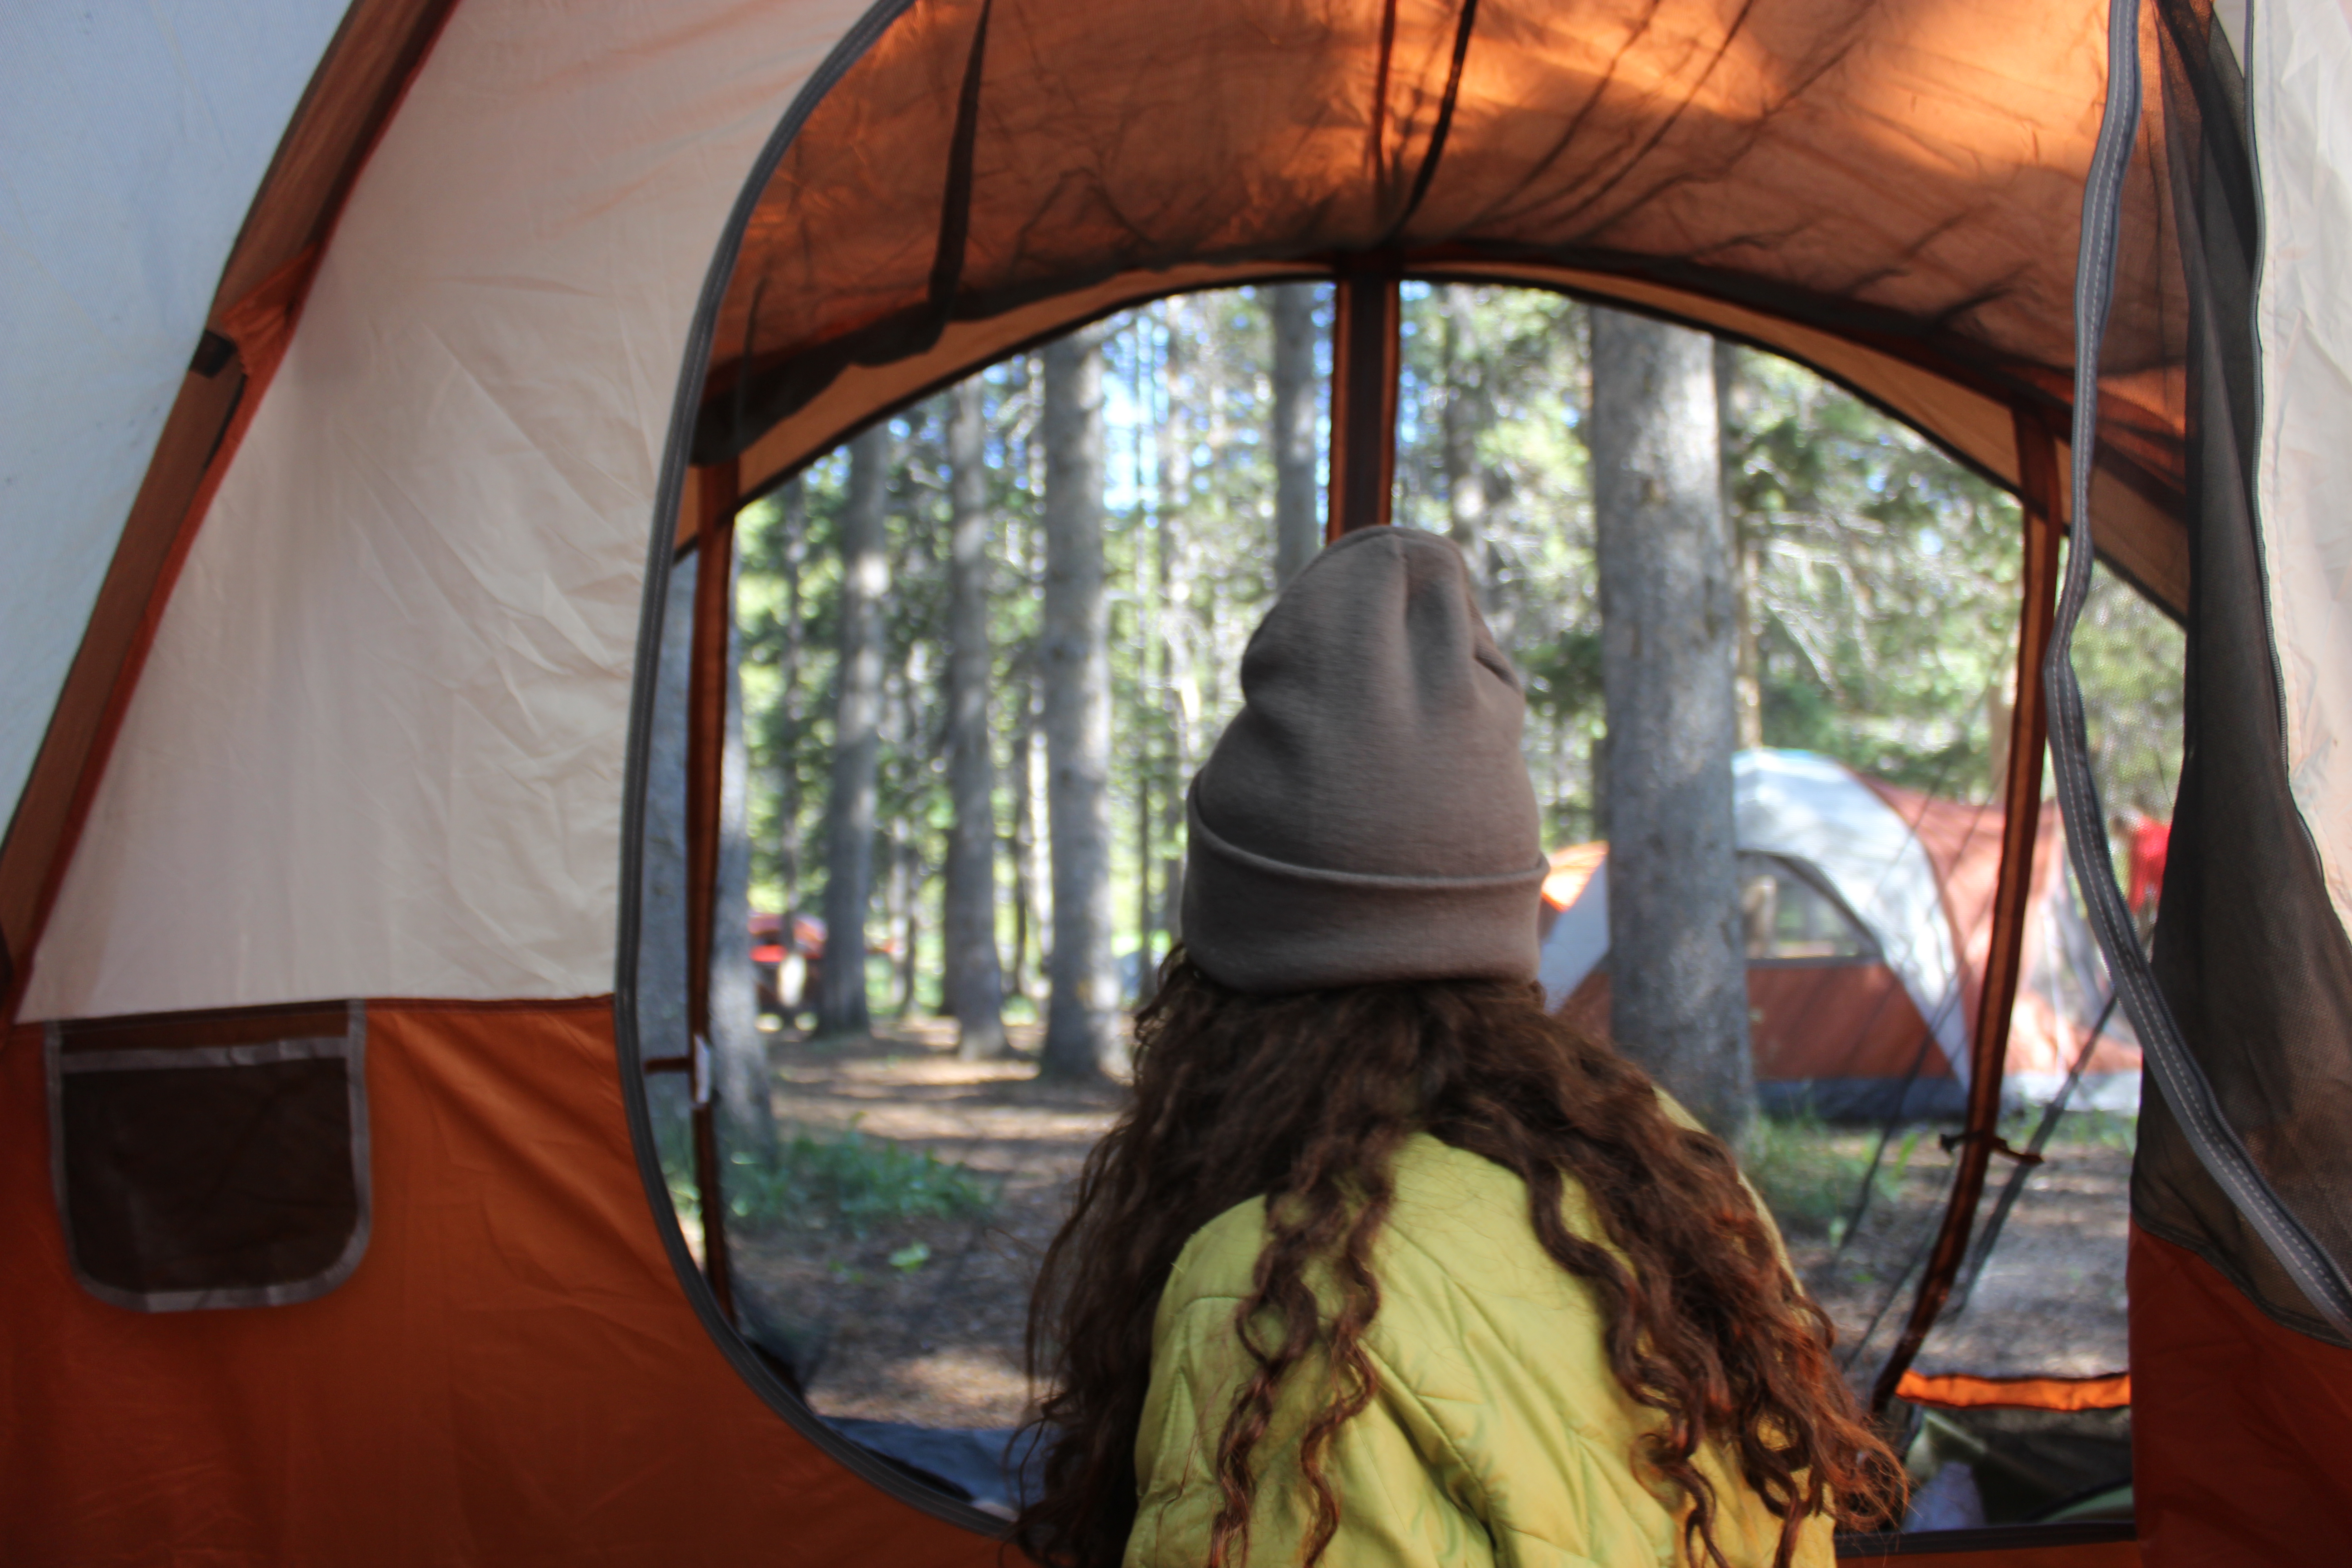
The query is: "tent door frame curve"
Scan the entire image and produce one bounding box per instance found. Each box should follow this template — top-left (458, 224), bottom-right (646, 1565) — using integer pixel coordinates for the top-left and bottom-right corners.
top-left (618, 0), bottom-right (2191, 1534)
top-left (613, 0), bottom-right (1012, 1537)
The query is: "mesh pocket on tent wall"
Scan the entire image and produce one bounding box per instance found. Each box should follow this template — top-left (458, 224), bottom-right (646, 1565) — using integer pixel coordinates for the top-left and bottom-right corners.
top-left (45, 1000), bottom-right (370, 1312)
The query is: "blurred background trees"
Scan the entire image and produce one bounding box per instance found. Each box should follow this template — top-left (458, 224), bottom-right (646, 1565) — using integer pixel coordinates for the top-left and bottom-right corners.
top-left (725, 281), bottom-right (2182, 1046)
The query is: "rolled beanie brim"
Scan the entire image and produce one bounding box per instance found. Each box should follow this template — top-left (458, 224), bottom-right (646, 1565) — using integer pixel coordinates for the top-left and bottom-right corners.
top-left (1182, 781), bottom-right (1547, 995)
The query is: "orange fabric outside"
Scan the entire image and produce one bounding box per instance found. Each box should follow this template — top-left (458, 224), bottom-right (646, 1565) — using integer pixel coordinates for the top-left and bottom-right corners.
top-left (1895, 1369), bottom-right (2131, 1413)
top-left (1541, 841), bottom-right (1608, 911)
top-left (1859, 781), bottom-right (2137, 1082)
top-left (0, 1000), bottom-right (1008, 1567)
top-left (2129, 1224), bottom-right (2352, 1566)
top-left (1748, 964), bottom-right (1945, 1083)
top-left (1561, 966), bottom-right (1949, 1083)
top-left (1837, 1542), bottom-right (2140, 1568)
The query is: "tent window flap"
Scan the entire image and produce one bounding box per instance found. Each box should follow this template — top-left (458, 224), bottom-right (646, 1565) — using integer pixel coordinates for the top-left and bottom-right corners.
top-left (46, 1001), bottom-right (370, 1312)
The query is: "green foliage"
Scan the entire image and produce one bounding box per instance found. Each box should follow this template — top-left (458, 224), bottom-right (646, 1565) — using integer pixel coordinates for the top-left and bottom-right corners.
top-left (1743, 1112), bottom-right (1925, 1242)
top-left (1727, 350), bottom-right (2024, 796)
top-left (664, 1119), bottom-right (996, 1238)
top-left (723, 281), bottom-right (2184, 1030)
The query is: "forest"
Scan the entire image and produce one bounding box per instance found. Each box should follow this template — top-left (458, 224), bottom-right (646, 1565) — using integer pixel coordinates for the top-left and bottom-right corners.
top-left (640, 281), bottom-right (2175, 1469)
top-left (716, 282), bottom-right (2182, 1071)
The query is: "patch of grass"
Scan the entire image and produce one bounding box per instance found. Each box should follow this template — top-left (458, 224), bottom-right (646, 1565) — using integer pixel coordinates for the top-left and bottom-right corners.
top-left (1743, 1112), bottom-right (1926, 1244)
top-left (664, 1117), bottom-right (996, 1238)
top-left (2048, 1107), bottom-right (2137, 1155)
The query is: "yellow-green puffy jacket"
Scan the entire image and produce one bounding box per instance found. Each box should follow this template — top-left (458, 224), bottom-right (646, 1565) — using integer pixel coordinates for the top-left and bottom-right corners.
top-left (1124, 1132), bottom-right (1833, 1568)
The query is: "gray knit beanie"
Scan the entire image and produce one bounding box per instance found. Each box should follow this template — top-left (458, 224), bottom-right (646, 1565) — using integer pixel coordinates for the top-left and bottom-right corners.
top-left (1182, 527), bottom-right (1548, 994)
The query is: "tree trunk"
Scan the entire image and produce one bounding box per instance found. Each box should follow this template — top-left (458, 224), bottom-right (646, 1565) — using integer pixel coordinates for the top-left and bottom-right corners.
top-left (1008, 675), bottom-right (1039, 1004)
top-left (1588, 309), bottom-right (1754, 1145)
top-left (1270, 284), bottom-right (1321, 588)
top-left (1133, 762), bottom-right (1155, 1006)
top-left (896, 833), bottom-right (920, 1017)
top-left (944, 380), bottom-right (1009, 1057)
top-left (1715, 338), bottom-right (1764, 752)
top-left (775, 476), bottom-right (809, 924)
top-left (1157, 306), bottom-right (1199, 968)
top-left (816, 426), bottom-right (890, 1039)
top-left (1442, 289), bottom-right (1493, 612)
top-left (711, 579), bottom-right (777, 1160)
top-left (1039, 328), bottom-right (1123, 1080)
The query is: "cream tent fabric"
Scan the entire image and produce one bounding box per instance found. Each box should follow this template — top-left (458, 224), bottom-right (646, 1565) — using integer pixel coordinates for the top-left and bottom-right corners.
top-left (22, 0), bottom-right (872, 1018)
top-left (1733, 751), bottom-right (1968, 1078)
top-left (0, 0), bottom-right (349, 824)
top-left (2254, 0), bottom-right (2352, 947)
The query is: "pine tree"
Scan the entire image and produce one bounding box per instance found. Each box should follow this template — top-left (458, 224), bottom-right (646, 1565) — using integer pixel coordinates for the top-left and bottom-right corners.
top-left (1589, 307), bottom-right (1753, 1144)
top-left (944, 380), bottom-right (1009, 1057)
top-left (815, 426), bottom-right (890, 1039)
top-left (1038, 327), bottom-right (1122, 1080)
top-left (1270, 284), bottom-right (1321, 588)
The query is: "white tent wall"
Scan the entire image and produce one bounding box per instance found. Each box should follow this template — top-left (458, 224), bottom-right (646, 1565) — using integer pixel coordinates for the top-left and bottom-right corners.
top-left (2253, 0), bottom-right (2352, 952)
top-left (1536, 751), bottom-right (1966, 1075)
top-left (1735, 751), bottom-right (1968, 1078)
top-left (22, 0), bottom-right (873, 1020)
top-left (1538, 864), bottom-right (1610, 1009)
top-left (0, 0), bottom-right (353, 832)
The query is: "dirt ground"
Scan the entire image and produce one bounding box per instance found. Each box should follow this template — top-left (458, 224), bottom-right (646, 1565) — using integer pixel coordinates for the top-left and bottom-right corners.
top-left (730, 1019), bottom-right (1123, 1427)
top-left (726, 1021), bottom-right (2132, 1430)
top-left (1779, 1123), bottom-right (2134, 1384)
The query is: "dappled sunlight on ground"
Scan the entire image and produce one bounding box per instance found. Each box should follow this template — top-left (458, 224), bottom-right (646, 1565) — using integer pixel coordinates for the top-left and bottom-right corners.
top-left (731, 1019), bottom-right (1123, 1427)
top-left (724, 1019), bottom-right (2131, 1429)
top-left (1767, 1119), bottom-right (2134, 1383)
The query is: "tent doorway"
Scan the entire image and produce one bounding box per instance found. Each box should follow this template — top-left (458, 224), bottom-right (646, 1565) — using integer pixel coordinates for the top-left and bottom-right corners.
top-left (633, 276), bottom-right (2182, 1529)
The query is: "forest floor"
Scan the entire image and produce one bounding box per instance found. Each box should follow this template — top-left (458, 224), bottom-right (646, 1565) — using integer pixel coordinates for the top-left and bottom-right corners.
top-left (724, 1021), bottom-right (2134, 1431)
top-left (728, 1019), bottom-right (1123, 1428)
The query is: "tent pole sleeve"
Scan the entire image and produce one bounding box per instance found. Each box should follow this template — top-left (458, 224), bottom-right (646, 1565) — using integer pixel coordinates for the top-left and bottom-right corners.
top-left (1327, 270), bottom-right (1401, 538)
top-left (1870, 410), bottom-right (2063, 1414)
top-left (684, 456), bottom-right (740, 1323)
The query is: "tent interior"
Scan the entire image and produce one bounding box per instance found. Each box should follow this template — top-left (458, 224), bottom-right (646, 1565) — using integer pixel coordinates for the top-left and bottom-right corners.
top-left (8, 0), bottom-right (2352, 1563)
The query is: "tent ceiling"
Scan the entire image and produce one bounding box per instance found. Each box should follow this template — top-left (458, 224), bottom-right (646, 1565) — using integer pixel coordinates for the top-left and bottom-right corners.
top-left (695, 0), bottom-right (2190, 609)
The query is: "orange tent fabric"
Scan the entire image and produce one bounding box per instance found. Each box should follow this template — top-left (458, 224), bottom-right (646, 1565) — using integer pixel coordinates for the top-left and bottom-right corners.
top-left (2129, 1225), bottom-right (2352, 1566)
top-left (0, 999), bottom-right (1006, 1567)
top-left (1896, 1370), bottom-right (2132, 1414)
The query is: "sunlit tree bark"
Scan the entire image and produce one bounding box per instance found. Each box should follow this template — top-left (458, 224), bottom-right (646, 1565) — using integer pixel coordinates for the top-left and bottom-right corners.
top-left (1442, 289), bottom-right (1495, 614)
top-left (1716, 338), bottom-right (1764, 752)
top-left (944, 380), bottom-right (1009, 1058)
top-left (1270, 284), bottom-right (1321, 588)
top-left (1039, 328), bottom-right (1123, 1079)
top-left (815, 425), bottom-right (890, 1038)
top-left (1589, 308), bottom-right (1754, 1144)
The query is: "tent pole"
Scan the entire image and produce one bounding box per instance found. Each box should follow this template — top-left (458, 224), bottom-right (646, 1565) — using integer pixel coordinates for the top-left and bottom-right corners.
top-left (1869, 411), bottom-right (2064, 1413)
top-left (1326, 268), bottom-right (1401, 538)
top-left (684, 456), bottom-right (742, 1323)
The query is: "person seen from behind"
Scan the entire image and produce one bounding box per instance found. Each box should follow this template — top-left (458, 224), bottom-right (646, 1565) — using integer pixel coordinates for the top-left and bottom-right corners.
top-left (1014, 529), bottom-right (1901, 1567)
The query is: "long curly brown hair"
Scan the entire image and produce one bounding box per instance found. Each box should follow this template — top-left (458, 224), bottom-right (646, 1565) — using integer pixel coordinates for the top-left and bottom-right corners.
top-left (1013, 953), bottom-right (1901, 1568)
